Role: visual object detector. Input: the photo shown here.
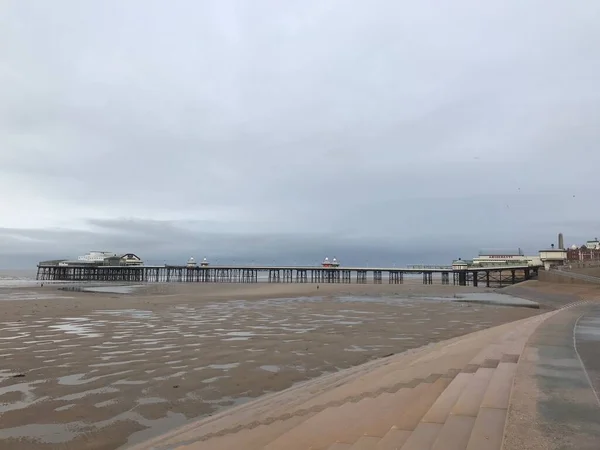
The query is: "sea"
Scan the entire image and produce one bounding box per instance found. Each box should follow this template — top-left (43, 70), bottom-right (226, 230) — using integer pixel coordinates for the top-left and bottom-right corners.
top-left (0, 268), bottom-right (426, 288)
top-left (0, 269), bottom-right (40, 287)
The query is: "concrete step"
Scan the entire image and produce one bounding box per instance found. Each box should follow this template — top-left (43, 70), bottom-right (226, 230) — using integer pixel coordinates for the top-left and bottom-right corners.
top-left (430, 414), bottom-right (475, 450)
top-left (465, 407), bottom-right (507, 450)
top-left (395, 378), bottom-right (452, 431)
top-left (264, 395), bottom-right (382, 450)
top-left (359, 388), bottom-right (420, 437)
top-left (174, 415), bottom-right (309, 450)
top-left (349, 436), bottom-right (380, 450)
top-left (376, 427), bottom-right (412, 450)
top-left (421, 372), bottom-right (473, 424)
top-left (466, 323), bottom-right (533, 367)
top-left (480, 362), bottom-right (517, 410)
top-left (450, 368), bottom-right (494, 417)
top-left (398, 422), bottom-right (442, 450)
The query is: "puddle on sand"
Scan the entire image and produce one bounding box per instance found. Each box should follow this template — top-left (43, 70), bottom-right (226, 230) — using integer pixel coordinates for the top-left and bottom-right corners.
top-left (344, 345), bottom-right (368, 352)
top-left (58, 370), bottom-right (132, 385)
top-left (83, 285), bottom-right (145, 294)
top-left (0, 423), bottom-right (80, 444)
top-left (208, 363), bottom-right (239, 370)
top-left (99, 309), bottom-right (154, 319)
top-left (95, 399), bottom-right (118, 408)
top-left (259, 365), bottom-right (280, 373)
top-left (0, 411), bottom-right (188, 446)
top-left (136, 397), bottom-right (167, 405)
top-left (56, 387), bottom-right (119, 401)
top-left (55, 404), bottom-right (76, 412)
top-left (0, 380), bottom-right (49, 413)
top-left (89, 359), bottom-right (147, 368)
top-left (224, 331), bottom-right (255, 337)
top-left (112, 379), bottom-right (148, 385)
top-left (0, 369), bottom-right (21, 381)
top-left (49, 318), bottom-right (103, 338)
top-left (202, 376), bottom-right (230, 384)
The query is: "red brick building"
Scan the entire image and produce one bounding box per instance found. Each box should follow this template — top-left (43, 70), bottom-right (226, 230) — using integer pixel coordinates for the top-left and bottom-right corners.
top-left (566, 246), bottom-right (600, 261)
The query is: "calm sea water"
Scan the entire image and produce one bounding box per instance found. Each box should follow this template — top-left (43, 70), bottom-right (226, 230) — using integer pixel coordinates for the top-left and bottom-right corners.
top-left (0, 269), bottom-right (40, 287)
top-left (0, 268), bottom-right (425, 288)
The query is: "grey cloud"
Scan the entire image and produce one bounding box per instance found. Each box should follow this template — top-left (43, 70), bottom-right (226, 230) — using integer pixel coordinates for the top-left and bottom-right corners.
top-left (0, 217), bottom-right (584, 270)
top-left (1, 1), bottom-right (599, 268)
top-left (0, 218), bottom-right (468, 267)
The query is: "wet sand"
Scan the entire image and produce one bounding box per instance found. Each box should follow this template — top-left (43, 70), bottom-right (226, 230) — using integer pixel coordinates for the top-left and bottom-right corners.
top-left (0, 283), bottom-right (542, 449)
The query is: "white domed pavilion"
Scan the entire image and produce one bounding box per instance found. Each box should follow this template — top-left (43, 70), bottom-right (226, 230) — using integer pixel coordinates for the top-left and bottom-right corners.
top-left (186, 257), bottom-right (197, 268)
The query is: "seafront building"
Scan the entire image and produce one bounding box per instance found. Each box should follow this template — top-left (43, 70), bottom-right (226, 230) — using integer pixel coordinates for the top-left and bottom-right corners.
top-left (470, 249), bottom-right (542, 267)
top-left (77, 251), bottom-right (118, 262)
top-left (465, 234), bottom-right (600, 268)
top-left (42, 251), bottom-right (144, 267)
top-left (566, 238), bottom-right (600, 261)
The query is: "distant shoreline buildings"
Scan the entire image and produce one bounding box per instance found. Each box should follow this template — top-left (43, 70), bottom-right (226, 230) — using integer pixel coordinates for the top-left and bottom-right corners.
top-left (37, 234), bottom-right (600, 271)
top-left (455, 234), bottom-right (600, 270)
top-left (567, 238), bottom-right (600, 261)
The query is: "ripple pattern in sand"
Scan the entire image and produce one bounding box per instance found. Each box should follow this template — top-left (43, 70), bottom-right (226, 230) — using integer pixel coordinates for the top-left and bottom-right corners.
top-left (0, 295), bottom-right (535, 449)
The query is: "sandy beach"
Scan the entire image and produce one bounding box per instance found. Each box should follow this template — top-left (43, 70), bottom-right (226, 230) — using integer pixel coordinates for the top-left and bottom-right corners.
top-left (0, 282), bottom-right (561, 449)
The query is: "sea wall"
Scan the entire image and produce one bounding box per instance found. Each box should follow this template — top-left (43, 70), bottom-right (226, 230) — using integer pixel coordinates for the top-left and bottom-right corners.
top-left (566, 266), bottom-right (600, 278)
top-left (538, 269), bottom-right (600, 285)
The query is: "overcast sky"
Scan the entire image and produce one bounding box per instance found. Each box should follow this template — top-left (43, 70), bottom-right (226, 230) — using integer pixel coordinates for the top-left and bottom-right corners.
top-left (1, 1), bottom-right (599, 268)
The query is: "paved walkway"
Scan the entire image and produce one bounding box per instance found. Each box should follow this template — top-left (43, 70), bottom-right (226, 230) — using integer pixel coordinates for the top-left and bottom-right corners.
top-left (129, 300), bottom-right (600, 450)
top-left (503, 301), bottom-right (600, 450)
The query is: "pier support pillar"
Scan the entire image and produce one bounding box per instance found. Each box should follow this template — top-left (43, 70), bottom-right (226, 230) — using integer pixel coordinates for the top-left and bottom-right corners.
top-left (389, 271), bottom-right (402, 284)
top-left (295, 269), bottom-right (307, 283)
top-left (356, 270), bottom-right (367, 284)
top-left (373, 270), bottom-right (382, 284)
top-left (283, 269), bottom-right (293, 283)
top-left (342, 270), bottom-right (351, 283)
top-left (268, 269), bottom-right (281, 283)
top-left (456, 270), bottom-right (467, 286)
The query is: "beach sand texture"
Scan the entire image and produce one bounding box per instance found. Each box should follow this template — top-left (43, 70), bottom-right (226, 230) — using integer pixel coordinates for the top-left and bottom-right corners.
top-left (0, 282), bottom-right (545, 449)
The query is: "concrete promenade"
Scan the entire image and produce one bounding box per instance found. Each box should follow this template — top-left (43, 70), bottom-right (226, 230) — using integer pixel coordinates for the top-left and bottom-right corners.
top-left (129, 294), bottom-right (600, 450)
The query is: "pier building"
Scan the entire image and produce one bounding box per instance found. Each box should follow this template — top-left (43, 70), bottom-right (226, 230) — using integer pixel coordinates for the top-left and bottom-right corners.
top-left (471, 249), bottom-right (541, 267)
top-left (186, 257), bottom-right (197, 268)
top-left (322, 257), bottom-right (340, 268)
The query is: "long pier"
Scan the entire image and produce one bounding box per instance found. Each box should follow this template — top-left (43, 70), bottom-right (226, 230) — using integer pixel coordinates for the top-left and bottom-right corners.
top-left (36, 264), bottom-right (540, 287)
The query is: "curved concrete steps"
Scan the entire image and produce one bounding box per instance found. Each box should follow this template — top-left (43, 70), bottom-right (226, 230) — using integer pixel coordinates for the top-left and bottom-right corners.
top-left (130, 312), bottom-right (562, 450)
top-left (261, 314), bottom-right (548, 450)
